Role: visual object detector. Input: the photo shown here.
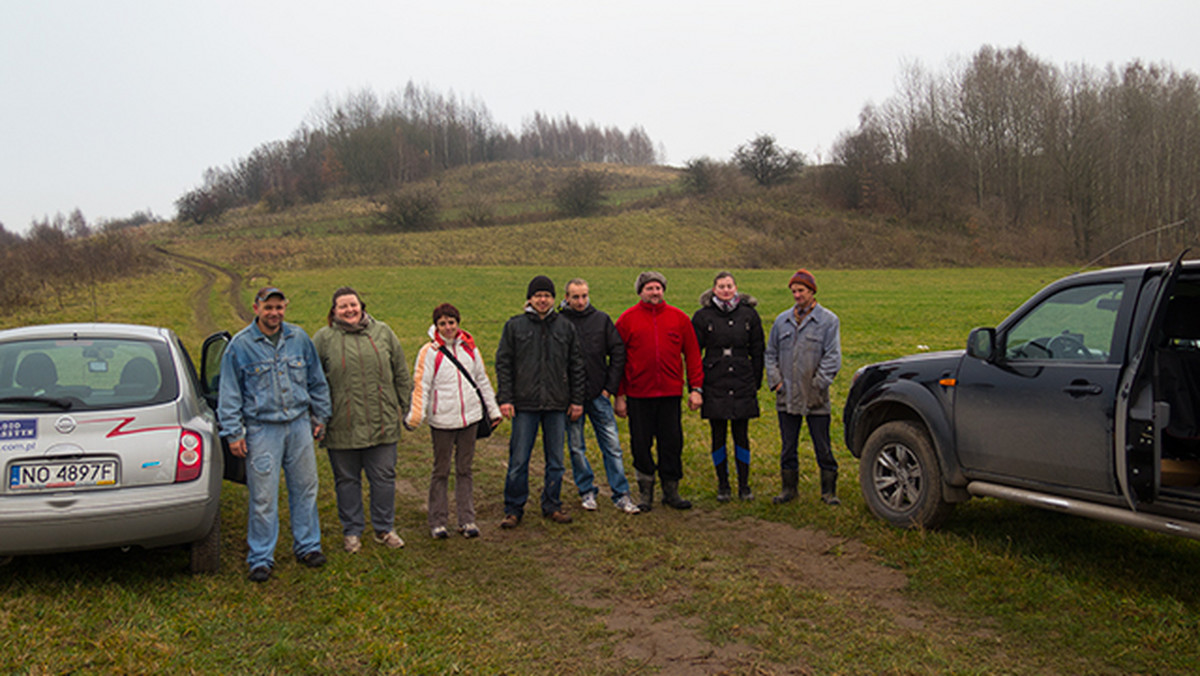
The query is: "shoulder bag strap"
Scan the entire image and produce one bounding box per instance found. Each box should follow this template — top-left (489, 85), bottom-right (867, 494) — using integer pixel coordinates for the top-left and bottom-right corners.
top-left (438, 345), bottom-right (488, 414)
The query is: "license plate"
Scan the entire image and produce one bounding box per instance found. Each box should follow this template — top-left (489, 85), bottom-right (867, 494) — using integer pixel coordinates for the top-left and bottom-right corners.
top-left (8, 460), bottom-right (118, 491)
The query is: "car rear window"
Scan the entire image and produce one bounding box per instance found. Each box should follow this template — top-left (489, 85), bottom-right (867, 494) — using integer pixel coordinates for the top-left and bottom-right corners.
top-left (0, 337), bottom-right (180, 412)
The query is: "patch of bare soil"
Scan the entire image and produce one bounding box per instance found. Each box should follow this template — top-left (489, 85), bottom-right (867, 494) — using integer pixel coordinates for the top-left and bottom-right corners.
top-left (539, 509), bottom-right (966, 676)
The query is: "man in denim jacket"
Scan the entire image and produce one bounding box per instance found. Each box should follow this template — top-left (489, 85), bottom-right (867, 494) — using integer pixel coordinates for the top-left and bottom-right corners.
top-left (765, 269), bottom-right (842, 506)
top-left (219, 287), bottom-right (332, 582)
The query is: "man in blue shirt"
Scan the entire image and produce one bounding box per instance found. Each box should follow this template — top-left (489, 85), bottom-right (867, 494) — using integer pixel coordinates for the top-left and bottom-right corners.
top-left (219, 287), bottom-right (332, 582)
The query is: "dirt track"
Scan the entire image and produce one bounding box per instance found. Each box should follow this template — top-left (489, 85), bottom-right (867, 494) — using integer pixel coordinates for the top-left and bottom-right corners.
top-left (155, 246), bottom-right (253, 333)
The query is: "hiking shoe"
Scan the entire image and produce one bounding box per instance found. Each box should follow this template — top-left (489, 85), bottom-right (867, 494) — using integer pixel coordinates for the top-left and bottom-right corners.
top-left (297, 551), bottom-right (326, 568)
top-left (739, 486), bottom-right (755, 502)
top-left (431, 526), bottom-right (449, 540)
top-left (374, 530), bottom-right (405, 549)
top-left (614, 495), bottom-right (641, 514)
top-left (544, 510), bottom-right (573, 524)
top-left (343, 534), bottom-right (362, 554)
top-left (499, 514), bottom-right (521, 529)
top-left (581, 492), bottom-right (598, 511)
top-left (248, 566), bottom-right (272, 583)
top-left (716, 487), bottom-right (732, 503)
top-left (459, 523), bottom-right (480, 538)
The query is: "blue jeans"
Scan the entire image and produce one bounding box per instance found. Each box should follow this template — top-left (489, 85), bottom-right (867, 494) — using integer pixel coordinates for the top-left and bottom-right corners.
top-left (244, 416), bottom-right (323, 568)
top-left (566, 395), bottom-right (632, 501)
top-left (504, 410), bottom-right (566, 518)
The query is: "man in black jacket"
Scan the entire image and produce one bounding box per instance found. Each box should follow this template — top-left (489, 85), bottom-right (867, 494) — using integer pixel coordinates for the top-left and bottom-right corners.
top-left (559, 279), bottom-right (641, 514)
top-left (495, 275), bottom-right (586, 528)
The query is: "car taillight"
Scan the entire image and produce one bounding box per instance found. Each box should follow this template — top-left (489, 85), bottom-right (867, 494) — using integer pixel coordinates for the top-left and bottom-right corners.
top-left (175, 430), bottom-right (203, 483)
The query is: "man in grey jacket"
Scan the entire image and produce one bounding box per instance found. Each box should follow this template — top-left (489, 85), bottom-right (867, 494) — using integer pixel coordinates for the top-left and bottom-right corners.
top-left (764, 269), bottom-right (842, 505)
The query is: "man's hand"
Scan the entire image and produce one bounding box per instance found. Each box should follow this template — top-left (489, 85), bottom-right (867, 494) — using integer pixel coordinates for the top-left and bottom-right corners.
top-left (614, 395), bottom-right (627, 418)
top-left (687, 391), bottom-right (703, 411)
top-left (229, 438), bottom-right (247, 458)
top-left (313, 423), bottom-right (325, 440)
top-left (500, 403), bottom-right (515, 419)
top-left (568, 404), bottom-right (583, 421)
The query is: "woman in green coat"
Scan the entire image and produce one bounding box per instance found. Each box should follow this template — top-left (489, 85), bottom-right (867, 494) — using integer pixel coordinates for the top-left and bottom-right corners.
top-left (313, 287), bottom-right (413, 553)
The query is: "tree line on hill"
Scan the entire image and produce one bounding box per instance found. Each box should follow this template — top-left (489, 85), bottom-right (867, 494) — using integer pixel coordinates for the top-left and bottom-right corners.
top-left (175, 83), bottom-right (660, 224)
top-left (822, 45), bottom-right (1200, 261)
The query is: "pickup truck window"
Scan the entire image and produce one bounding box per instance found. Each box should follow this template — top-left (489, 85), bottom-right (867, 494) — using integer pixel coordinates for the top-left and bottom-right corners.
top-left (1005, 283), bottom-right (1124, 362)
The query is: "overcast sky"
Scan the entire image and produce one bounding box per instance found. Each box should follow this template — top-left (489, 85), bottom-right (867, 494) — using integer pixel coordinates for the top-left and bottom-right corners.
top-left (3, 0), bottom-right (1199, 231)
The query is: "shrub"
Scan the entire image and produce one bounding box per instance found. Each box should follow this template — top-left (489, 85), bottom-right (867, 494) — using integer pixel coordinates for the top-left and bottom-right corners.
top-left (554, 170), bottom-right (608, 217)
top-left (373, 186), bottom-right (442, 232)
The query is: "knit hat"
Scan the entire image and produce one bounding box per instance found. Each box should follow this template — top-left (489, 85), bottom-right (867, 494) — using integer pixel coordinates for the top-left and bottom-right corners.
top-left (527, 275), bottom-right (556, 299)
top-left (788, 269), bottom-right (817, 293)
top-left (635, 271), bottom-right (667, 294)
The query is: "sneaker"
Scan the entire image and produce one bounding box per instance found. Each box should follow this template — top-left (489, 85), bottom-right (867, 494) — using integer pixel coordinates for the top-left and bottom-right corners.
top-left (544, 510), bottom-right (573, 524)
top-left (499, 514), bottom-right (521, 529)
top-left (297, 551), bottom-right (326, 568)
top-left (581, 492), bottom-right (598, 511)
top-left (343, 534), bottom-right (362, 554)
top-left (374, 530), bottom-right (405, 549)
top-left (614, 495), bottom-right (641, 514)
top-left (431, 526), bottom-right (449, 540)
top-left (248, 566), bottom-right (272, 583)
top-left (459, 523), bottom-right (480, 538)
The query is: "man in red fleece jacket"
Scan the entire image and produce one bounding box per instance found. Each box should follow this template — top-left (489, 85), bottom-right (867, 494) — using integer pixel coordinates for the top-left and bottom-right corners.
top-left (614, 271), bottom-right (704, 512)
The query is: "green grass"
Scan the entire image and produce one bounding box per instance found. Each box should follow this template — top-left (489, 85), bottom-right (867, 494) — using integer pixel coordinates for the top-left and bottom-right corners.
top-left (6, 263), bottom-right (1200, 674)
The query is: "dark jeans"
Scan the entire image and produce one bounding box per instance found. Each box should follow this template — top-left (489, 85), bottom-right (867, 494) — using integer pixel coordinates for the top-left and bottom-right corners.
top-left (503, 410), bottom-right (566, 517)
top-left (778, 412), bottom-right (836, 472)
top-left (627, 396), bottom-right (684, 481)
top-left (709, 418), bottom-right (751, 465)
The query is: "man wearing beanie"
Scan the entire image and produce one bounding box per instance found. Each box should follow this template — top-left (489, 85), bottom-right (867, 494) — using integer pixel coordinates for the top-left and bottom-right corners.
top-left (764, 269), bottom-right (842, 505)
top-left (615, 271), bottom-right (704, 511)
top-left (495, 275), bottom-right (587, 527)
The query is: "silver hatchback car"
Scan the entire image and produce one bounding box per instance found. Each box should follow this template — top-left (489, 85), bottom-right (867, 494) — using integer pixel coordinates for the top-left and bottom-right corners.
top-left (0, 323), bottom-right (223, 573)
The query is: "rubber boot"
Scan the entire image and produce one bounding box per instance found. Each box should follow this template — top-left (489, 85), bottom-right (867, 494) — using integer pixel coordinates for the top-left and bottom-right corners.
top-left (820, 468), bottom-right (841, 506)
top-left (736, 460), bottom-right (753, 501)
top-left (715, 460), bottom-right (731, 503)
top-left (661, 480), bottom-right (693, 510)
top-left (637, 472), bottom-right (655, 513)
top-left (773, 469), bottom-right (799, 504)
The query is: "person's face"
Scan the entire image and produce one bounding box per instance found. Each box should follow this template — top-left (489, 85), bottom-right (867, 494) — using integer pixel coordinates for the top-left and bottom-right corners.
top-left (333, 293), bottom-right (363, 324)
top-left (565, 283), bottom-right (590, 312)
top-left (436, 315), bottom-right (459, 342)
top-left (713, 276), bottom-right (737, 302)
top-left (639, 281), bottom-right (664, 305)
top-left (254, 296), bottom-right (288, 334)
top-left (529, 291), bottom-right (555, 315)
top-left (790, 283), bottom-right (815, 308)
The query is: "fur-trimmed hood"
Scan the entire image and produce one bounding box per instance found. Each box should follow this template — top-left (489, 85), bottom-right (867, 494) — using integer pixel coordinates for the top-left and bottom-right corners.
top-left (698, 289), bottom-right (758, 309)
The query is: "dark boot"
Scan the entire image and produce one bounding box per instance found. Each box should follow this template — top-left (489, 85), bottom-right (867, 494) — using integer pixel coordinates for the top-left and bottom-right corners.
top-left (637, 472), bottom-right (655, 513)
top-left (661, 480), bottom-right (693, 510)
top-left (715, 459), bottom-right (731, 503)
top-left (773, 469), bottom-right (799, 504)
top-left (820, 468), bottom-right (841, 506)
top-left (736, 460), bottom-right (753, 501)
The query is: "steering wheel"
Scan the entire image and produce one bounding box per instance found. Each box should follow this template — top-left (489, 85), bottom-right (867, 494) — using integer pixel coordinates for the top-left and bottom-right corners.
top-left (1048, 334), bottom-right (1088, 360)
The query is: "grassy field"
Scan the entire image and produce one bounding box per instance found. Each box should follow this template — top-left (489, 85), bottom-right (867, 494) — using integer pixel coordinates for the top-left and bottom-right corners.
top-left (5, 263), bottom-right (1200, 674)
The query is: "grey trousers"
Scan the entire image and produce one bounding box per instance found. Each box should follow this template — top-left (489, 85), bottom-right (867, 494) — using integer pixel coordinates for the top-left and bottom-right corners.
top-left (429, 426), bottom-right (477, 529)
top-left (327, 442), bottom-right (397, 536)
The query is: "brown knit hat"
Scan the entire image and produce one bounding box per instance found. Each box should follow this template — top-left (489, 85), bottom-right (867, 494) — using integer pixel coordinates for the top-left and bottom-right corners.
top-left (789, 269), bottom-right (817, 293)
top-left (635, 271), bottom-right (667, 294)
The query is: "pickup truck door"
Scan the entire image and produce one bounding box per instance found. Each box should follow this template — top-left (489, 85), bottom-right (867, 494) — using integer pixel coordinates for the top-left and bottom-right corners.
top-left (955, 281), bottom-right (1130, 493)
top-left (1115, 254), bottom-right (1184, 508)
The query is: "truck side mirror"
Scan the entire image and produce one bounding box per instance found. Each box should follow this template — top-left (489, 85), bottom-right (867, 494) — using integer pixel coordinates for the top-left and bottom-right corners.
top-left (967, 327), bottom-right (996, 361)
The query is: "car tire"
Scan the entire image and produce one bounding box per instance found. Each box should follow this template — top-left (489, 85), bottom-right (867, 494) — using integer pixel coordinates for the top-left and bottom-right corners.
top-left (189, 512), bottom-right (220, 574)
top-left (859, 420), bottom-right (953, 530)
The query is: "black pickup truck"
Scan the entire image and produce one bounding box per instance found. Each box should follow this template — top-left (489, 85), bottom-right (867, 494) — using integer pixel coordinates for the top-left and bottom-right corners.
top-left (843, 254), bottom-right (1200, 539)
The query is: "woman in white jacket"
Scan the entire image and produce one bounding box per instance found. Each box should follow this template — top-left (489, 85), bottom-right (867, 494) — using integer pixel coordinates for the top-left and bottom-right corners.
top-left (405, 303), bottom-right (501, 539)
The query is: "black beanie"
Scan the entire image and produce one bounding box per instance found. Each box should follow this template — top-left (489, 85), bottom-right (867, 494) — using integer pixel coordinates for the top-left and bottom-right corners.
top-left (527, 275), bottom-right (556, 299)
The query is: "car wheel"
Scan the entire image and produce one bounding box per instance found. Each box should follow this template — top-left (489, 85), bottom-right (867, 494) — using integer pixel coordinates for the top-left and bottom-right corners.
top-left (859, 420), bottom-right (953, 530)
top-left (189, 512), bottom-right (220, 574)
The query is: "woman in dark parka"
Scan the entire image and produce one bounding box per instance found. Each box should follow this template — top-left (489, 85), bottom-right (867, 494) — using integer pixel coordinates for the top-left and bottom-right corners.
top-left (692, 271), bottom-right (765, 501)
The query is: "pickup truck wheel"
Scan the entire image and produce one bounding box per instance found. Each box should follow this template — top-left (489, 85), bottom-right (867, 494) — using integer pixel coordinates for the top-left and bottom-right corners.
top-left (860, 420), bottom-right (953, 530)
top-left (189, 512), bottom-right (221, 574)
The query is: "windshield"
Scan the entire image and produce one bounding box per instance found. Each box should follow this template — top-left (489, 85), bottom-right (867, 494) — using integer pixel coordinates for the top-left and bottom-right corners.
top-left (0, 336), bottom-right (179, 412)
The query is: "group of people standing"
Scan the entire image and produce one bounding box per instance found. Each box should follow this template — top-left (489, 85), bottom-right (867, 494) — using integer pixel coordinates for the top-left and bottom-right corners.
top-left (215, 268), bottom-right (841, 583)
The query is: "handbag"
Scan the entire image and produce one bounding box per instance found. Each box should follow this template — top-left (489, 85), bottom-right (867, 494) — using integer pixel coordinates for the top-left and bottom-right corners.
top-left (438, 345), bottom-right (494, 438)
